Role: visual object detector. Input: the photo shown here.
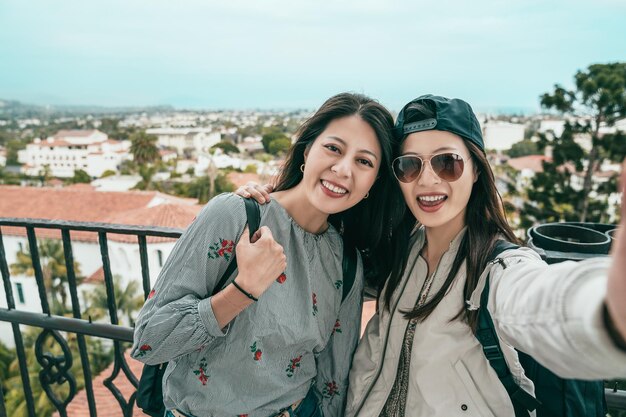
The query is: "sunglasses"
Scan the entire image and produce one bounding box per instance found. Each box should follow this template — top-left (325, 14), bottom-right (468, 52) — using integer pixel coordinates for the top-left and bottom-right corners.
top-left (392, 153), bottom-right (465, 183)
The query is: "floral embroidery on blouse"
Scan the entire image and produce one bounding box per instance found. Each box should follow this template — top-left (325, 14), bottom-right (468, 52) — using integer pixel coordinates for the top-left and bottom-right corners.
top-left (322, 381), bottom-right (340, 399)
top-left (136, 344), bottom-right (151, 357)
top-left (147, 289), bottom-right (156, 299)
top-left (250, 341), bottom-right (262, 361)
top-left (285, 355), bottom-right (302, 377)
top-left (312, 293), bottom-right (318, 316)
top-left (332, 319), bottom-right (342, 334)
top-left (334, 280), bottom-right (342, 289)
top-left (193, 357), bottom-right (209, 385)
top-left (207, 238), bottom-right (235, 261)
top-left (276, 273), bottom-right (287, 284)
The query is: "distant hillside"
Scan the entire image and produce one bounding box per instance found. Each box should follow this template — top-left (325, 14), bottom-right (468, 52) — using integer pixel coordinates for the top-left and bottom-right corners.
top-left (0, 98), bottom-right (174, 119)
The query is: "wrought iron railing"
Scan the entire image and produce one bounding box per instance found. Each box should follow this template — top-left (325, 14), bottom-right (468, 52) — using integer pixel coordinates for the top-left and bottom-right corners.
top-left (0, 217), bottom-right (624, 416)
top-left (0, 217), bottom-right (182, 417)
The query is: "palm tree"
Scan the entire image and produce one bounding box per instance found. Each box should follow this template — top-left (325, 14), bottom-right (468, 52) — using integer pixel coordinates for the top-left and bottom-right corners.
top-left (10, 239), bottom-right (82, 314)
top-left (84, 275), bottom-right (144, 326)
top-left (129, 131), bottom-right (160, 165)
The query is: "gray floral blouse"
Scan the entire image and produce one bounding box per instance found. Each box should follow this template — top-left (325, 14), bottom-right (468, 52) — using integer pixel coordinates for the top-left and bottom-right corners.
top-left (132, 193), bottom-right (363, 417)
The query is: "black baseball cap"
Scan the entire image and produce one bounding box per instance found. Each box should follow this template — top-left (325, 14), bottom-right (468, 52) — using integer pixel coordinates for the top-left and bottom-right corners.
top-left (393, 94), bottom-right (484, 152)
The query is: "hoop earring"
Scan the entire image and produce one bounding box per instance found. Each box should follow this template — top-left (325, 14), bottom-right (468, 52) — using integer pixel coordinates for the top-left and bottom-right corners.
top-left (364, 192), bottom-right (369, 199)
top-left (300, 164), bottom-right (305, 173)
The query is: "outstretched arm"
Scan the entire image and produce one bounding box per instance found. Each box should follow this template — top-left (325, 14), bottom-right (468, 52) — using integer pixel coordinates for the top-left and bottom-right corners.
top-left (606, 160), bottom-right (626, 347)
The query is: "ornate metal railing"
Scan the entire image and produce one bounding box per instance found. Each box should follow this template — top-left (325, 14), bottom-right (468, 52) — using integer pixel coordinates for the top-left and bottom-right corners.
top-left (0, 217), bottom-right (625, 417)
top-left (0, 217), bottom-right (183, 417)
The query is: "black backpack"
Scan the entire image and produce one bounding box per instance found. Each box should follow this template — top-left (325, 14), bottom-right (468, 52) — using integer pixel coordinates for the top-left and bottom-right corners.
top-left (475, 240), bottom-right (607, 417)
top-left (136, 198), bottom-right (359, 417)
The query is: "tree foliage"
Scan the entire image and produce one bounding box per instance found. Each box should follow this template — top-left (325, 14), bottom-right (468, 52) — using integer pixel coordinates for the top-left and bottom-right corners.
top-left (539, 62), bottom-right (626, 221)
top-left (70, 169), bottom-right (91, 184)
top-left (261, 127), bottom-right (290, 155)
top-left (10, 239), bottom-right (83, 314)
top-left (505, 139), bottom-right (541, 158)
top-left (129, 131), bottom-right (160, 165)
top-left (211, 140), bottom-right (240, 154)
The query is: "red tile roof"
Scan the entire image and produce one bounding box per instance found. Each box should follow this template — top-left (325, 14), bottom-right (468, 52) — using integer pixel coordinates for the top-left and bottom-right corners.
top-left (0, 186), bottom-right (200, 243)
top-left (507, 155), bottom-right (551, 173)
top-left (53, 351), bottom-right (145, 417)
top-left (84, 266), bottom-right (105, 283)
top-left (54, 130), bottom-right (101, 138)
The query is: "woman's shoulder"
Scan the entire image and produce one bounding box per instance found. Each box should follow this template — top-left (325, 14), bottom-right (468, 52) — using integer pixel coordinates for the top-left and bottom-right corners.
top-left (195, 193), bottom-right (247, 227)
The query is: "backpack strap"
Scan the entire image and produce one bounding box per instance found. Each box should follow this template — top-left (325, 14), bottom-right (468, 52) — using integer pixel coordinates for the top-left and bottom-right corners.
top-left (213, 198), bottom-right (261, 295)
top-left (138, 198), bottom-right (261, 416)
top-left (475, 240), bottom-right (541, 416)
top-left (341, 242), bottom-right (358, 303)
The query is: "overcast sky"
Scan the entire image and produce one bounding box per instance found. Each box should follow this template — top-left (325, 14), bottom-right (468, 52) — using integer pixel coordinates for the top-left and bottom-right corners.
top-left (1, 0), bottom-right (625, 112)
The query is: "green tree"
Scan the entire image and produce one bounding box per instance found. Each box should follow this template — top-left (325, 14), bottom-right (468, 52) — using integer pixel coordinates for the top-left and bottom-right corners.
top-left (540, 62), bottom-right (626, 221)
top-left (6, 139), bottom-right (26, 165)
top-left (261, 128), bottom-right (289, 153)
top-left (268, 137), bottom-right (292, 155)
top-left (211, 141), bottom-right (240, 154)
top-left (84, 275), bottom-right (143, 326)
top-left (129, 131), bottom-right (160, 165)
top-left (10, 239), bottom-right (82, 314)
top-left (505, 139), bottom-right (541, 158)
top-left (70, 169), bottom-right (91, 184)
top-left (100, 169), bottom-right (116, 178)
top-left (243, 164), bottom-right (258, 174)
top-left (520, 123), bottom-right (613, 229)
top-left (134, 164), bottom-right (157, 190)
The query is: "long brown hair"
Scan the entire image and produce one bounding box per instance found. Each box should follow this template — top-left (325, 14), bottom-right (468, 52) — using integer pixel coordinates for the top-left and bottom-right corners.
top-left (275, 93), bottom-right (406, 285)
top-left (383, 102), bottom-right (520, 330)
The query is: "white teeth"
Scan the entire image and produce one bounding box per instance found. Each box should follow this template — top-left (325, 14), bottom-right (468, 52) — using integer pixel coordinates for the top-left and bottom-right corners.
top-left (418, 195), bottom-right (446, 202)
top-left (322, 180), bottom-right (347, 194)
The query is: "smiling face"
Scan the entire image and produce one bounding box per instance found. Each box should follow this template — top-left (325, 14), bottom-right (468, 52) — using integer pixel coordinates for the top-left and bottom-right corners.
top-left (398, 129), bottom-right (476, 232)
top-left (301, 115), bottom-right (381, 215)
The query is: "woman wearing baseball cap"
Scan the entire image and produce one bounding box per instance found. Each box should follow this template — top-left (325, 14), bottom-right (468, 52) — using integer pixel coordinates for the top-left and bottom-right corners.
top-left (345, 95), bottom-right (626, 417)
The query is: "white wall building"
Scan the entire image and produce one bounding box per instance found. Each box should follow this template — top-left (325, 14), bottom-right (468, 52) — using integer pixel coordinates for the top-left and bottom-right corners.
top-left (17, 130), bottom-right (131, 178)
top-left (482, 121), bottom-right (526, 151)
top-left (146, 128), bottom-right (221, 155)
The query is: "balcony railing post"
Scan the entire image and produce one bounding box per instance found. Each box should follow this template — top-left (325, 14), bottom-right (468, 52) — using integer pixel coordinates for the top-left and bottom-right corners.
top-left (62, 229), bottom-right (97, 417)
top-left (0, 228), bottom-right (37, 417)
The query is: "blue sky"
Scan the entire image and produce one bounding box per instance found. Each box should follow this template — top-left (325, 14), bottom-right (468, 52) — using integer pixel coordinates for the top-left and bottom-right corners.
top-left (1, 0), bottom-right (625, 112)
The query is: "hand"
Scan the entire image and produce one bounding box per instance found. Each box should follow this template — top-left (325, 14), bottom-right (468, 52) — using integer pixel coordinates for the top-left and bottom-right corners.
top-left (235, 226), bottom-right (286, 298)
top-left (606, 159), bottom-right (626, 342)
top-left (234, 182), bottom-right (274, 204)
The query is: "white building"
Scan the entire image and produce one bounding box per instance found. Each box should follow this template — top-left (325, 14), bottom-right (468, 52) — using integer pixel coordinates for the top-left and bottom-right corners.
top-left (90, 175), bottom-right (142, 191)
top-left (146, 128), bottom-right (221, 155)
top-left (482, 121), bottom-right (526, 151)
top-left (17, 129), bottom-right (131, 178)
top-left (0, 185), bottom-right (201, 347)
top-left (0, 147), bottom-right (6, 167)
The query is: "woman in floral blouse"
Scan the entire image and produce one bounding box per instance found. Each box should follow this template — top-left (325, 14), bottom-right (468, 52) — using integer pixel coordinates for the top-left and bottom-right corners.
top-left (132, 93), bottom-right (405, 417)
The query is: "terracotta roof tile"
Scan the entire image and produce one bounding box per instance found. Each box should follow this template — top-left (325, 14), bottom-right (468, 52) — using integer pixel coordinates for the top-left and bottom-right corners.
top-left (507, 155), bottom-right (551, 173)
top-left (0, 186), bottom-right (200, 243)
top-left (53, 351), bottom-right (145, 417)
top-left (54, 130), bottom-right (101, 138)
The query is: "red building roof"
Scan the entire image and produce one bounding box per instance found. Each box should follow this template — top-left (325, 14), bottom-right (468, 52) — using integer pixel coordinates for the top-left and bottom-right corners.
top-left (0, 186), bottom-right (200, 243)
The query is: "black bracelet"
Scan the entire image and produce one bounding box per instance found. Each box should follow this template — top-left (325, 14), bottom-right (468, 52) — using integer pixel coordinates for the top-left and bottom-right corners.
top-left (232, 280), bottom-right (259, 302)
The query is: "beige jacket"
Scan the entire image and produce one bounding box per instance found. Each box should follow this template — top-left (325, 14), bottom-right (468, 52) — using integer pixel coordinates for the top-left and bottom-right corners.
top-left (346, 228), bottom-right (626, 417)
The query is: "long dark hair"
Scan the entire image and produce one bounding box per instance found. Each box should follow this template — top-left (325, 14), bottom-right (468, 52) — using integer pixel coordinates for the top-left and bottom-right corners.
top-left (383, 102), bottom-right (520, 330)
top-left (274, 93), bottom-right (406, 285)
